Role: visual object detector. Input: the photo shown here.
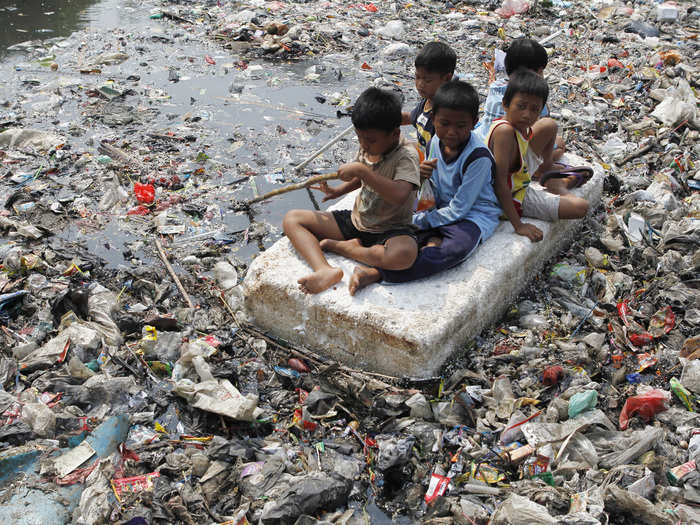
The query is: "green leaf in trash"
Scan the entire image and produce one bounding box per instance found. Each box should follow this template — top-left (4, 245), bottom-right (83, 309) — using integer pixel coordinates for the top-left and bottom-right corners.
top-left (195, 151), bottom-right (210, 162)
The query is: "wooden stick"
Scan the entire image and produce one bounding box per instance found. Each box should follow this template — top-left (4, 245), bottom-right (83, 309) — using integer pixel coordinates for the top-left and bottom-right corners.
top-left (539, 29), bottom-right (564, 46)
top-left (618, 140), bottom-right (655, 166)
top-left (154, 237), bottom-right (195, 308)
top-left (293, 125), bottom-right (355, 173)
top-left (249, 172), bottom-right (339, 204)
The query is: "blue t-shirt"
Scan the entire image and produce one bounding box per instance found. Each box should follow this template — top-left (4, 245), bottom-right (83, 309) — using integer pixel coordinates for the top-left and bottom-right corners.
top-left (413, 133), bottom-right (501, 240)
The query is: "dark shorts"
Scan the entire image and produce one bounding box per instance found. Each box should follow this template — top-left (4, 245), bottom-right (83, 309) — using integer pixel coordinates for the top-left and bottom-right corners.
top-left (332, 210), bottom-right (417, 248)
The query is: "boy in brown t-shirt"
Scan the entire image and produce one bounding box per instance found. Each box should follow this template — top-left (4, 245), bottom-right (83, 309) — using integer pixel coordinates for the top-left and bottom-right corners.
top-left (283, 87), bottom-right (420, 294)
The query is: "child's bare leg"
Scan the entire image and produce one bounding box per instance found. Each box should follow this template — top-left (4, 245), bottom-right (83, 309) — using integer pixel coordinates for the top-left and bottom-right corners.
top-left (552, 134), bottom-right (566, 162)
top-left (322, 235), bottom-right (417, 271)
top-left (348, 265), bottom-right (381, 295)
top-left (543, 178), bottom-right (570, 195)
top-left (557, 194), bottom-right (589, 220)
top-left (530, 117), bottom-right (558, 176)
top-left (282, 209), bottom-right (344, 294)
top-left (544, 174), bottom-right (589, 195)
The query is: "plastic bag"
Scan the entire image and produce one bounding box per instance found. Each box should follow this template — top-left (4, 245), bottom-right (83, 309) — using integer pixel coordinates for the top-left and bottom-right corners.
top-left (619, 389), bottom-right (670, 430)
top-left (542, 365), bottom-right (564, 386)
top-left (495, 0), bottom-right (530, 18)
top-left (568, 390), bottom-right (598, 419)
top-left (500, 410), bottom-right (527, 444)
top-left (416, 179), bottom-right (435, 212)
top-left (133, 182), bottom-right (155, 204)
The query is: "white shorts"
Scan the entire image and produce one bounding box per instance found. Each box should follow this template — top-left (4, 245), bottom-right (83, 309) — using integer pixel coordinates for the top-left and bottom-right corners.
top-left (522, 183), bottom-right (560, 222)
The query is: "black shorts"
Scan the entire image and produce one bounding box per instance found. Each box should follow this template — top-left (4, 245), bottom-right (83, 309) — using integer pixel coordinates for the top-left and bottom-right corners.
top-left (332, 210), bottom-right (417, 248)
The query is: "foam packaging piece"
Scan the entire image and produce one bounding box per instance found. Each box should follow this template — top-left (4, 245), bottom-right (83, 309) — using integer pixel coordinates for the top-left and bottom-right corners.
top-left (243, 155), bottom-right (604, 377)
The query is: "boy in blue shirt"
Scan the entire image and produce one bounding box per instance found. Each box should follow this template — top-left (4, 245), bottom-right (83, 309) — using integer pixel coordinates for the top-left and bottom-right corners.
top-left (401, 41), bottom-right (457, 159)
top-left (477, 37), bottom-right (565, 171)
top-left (322, 80), bottom-right (501, 294)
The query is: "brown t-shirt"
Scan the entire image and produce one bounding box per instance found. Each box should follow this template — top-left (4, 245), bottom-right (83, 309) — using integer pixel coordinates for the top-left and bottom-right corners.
top-left (350, 138), bottom-right (420, 233)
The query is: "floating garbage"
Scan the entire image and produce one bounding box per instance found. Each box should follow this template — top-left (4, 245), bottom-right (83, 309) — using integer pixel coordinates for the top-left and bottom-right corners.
top-left (0, 0), bottom-right (698, 522)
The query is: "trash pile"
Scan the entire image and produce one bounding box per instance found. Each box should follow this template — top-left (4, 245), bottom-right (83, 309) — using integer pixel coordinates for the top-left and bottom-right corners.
top-left (1, 0), bottom-right (699, 522)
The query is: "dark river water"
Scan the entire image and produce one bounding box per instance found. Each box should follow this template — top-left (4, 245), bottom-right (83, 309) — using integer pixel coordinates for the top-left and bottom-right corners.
top-left (0, 0), bottom-right (110, 52)
top-left (0, 2), bottom-right (419, 522)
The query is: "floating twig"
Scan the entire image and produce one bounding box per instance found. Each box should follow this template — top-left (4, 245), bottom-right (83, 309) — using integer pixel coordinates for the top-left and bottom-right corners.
top-left (154, 237), bottom-right (194, 308)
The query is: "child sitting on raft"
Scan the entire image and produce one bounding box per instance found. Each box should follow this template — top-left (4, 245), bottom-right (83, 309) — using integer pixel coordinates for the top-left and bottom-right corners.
top-left (485, 69), bottom-right (590, 243)
top-left (283, 87), bottom-right (420, 294)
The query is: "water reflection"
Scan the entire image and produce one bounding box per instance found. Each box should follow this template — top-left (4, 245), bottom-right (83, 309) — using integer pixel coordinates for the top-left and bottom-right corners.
top-left (0, 0), bottom-right (101, 52)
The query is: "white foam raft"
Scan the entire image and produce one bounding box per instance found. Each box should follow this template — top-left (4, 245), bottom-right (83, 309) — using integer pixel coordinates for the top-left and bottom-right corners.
top-left (242, 154), bottom-right (604, 378)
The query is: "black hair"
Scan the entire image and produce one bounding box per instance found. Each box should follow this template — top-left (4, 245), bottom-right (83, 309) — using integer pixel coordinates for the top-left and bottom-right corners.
top-left (351, 87), bottom-right (402, 133)
top-left (415, 41), bottom-right (457, 76)
top-left (503, 68), bottom-right (549, 107)
top-left (431, 80), bottom-right (479, 122)
top-left (504, 37), bottom-right (548, 76)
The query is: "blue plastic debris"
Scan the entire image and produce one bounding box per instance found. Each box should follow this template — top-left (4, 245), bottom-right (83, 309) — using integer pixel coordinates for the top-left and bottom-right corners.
top-left (0, 414), bottom-right (131, 525)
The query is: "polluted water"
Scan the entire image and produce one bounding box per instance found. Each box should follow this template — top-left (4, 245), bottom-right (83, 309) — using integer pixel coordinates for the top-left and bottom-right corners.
top-left (0, 0), bottom-right (699, 523)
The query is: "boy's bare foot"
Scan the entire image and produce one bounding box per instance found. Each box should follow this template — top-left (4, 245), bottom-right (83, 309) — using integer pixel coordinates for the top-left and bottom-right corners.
top-left (425, 236), bottom-right (442, 248)
top-left (349, 265), bottom-right (381, 296)
top-left (298, 267), bottom-right (343, 294)
top-left (320, 238), bottom-right (362, 255)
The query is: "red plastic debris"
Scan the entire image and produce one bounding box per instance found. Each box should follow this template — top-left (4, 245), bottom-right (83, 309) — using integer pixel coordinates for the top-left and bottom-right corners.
top-left (607, 58), bottom-right (624, 70)
top-left (629, 331), bottom-right (654, 347)
top-left (619, 389), bottom-right (669, 430)
top-left (295, 387), bottom-right (309, 404)
top-left (542, 365), bottom-right (564, 386)
top-left (127, 205), bottom-right (151, 216)
top-left (57, 459), bottom-right (99, 486)
top-left (648, 305), bottom-right (675, 337)
top-left (205, 55), bottom-right (216, 65)
top-left (293, 408), bottom-right (317, 431)
top-left (617, 300), bottom-right (631, 327)
top-left (352, 3), bottom-right (378, 11)
top-left (133, 182), bottom-right (155, 204)
top-left (424, 473), bottom-right (450, 505)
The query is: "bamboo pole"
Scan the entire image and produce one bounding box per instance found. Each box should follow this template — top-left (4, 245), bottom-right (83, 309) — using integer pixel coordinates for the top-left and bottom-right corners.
top-left (249, 172), bottom-right (339, 204)
top-left (154, 237), bottom-right (195, 309)
top-left (293, 125), bottom-right (355, 173)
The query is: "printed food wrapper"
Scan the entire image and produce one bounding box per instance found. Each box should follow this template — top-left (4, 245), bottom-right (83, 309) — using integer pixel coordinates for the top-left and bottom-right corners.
top-left (111, 472), bottom-right (161, 502)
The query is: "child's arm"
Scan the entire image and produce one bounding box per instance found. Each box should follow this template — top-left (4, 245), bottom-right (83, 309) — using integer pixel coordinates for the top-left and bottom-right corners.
top-left (310, 178), bottom-right (361, 202)
top-left (338, 161), bottom-right (414, 205)
top-left (413, 155), bottom-right (492, 230)
top-left (490, 125), bottom-right (543, 242)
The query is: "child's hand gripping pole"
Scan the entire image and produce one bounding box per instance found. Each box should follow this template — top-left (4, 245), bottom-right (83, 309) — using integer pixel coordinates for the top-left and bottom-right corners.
top-left (248, 172), bottom-right (339, 204)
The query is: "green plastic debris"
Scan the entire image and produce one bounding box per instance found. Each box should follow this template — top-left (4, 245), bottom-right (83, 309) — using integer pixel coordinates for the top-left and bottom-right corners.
top-left (670, 377), bottom-right (694, 411)
top-left (532, 472), bottom-right (555, 486)
top-left (568, 390), bottom-right (598, 419)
